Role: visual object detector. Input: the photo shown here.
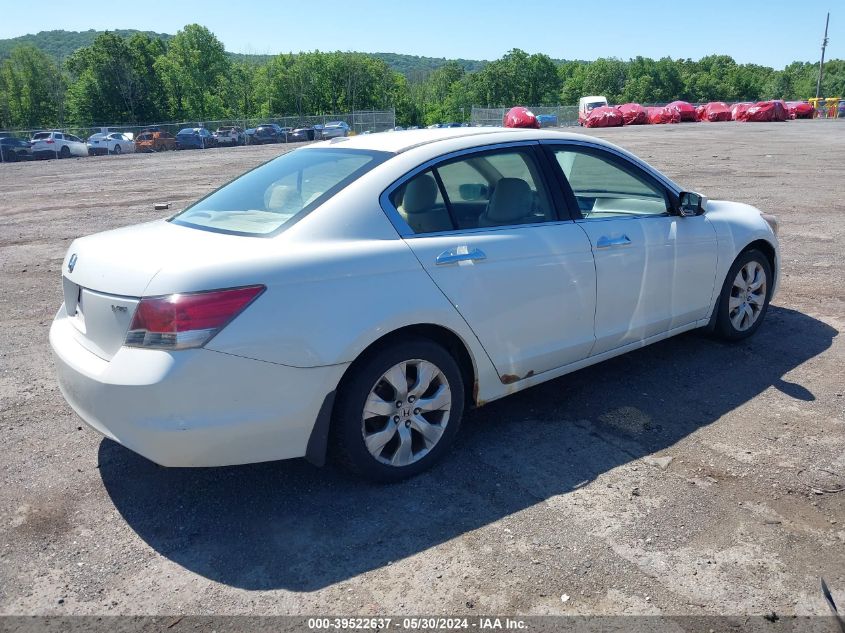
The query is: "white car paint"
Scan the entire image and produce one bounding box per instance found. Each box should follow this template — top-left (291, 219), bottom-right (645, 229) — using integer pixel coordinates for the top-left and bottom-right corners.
top-left (50, 128), bottom-right (779, 468)
top-left (87, 132), bottom-right (135, 155)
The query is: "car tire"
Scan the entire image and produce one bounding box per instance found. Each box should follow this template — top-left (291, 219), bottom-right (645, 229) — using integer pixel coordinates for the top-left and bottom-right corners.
top-left (59, 146), bottom-right (70, 159)
top-left (332, 338), bottom-right (465, 483)
top-left (713, 248), bottom-right (773, 341)
top-left (5, 151), bottom-right (16, 163)
top-left (113, 144), bottom-right (121, 155)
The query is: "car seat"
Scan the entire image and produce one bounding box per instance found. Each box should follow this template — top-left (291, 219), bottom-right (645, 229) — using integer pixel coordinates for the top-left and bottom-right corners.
top-left (478, 178), bottom-right (535, 227)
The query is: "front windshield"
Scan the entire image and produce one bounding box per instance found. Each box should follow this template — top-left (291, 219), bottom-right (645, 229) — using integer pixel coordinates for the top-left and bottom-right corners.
top-left (171, 148), bottom-right (389, 236)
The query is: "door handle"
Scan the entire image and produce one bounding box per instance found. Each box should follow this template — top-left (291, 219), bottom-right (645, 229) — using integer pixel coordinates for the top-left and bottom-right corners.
top-left (596, 235), bottom-right (632, 249)
top-left (435, 246), bottom-right (487, 265)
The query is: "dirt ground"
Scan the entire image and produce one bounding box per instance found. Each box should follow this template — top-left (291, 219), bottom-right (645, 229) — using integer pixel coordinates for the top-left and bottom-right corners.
top-left (0, 122), bottom-right (843, 618)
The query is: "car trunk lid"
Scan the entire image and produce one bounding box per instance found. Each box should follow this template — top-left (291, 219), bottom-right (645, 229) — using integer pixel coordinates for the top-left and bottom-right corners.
top-left (60, 219), bottom-right (268, 361)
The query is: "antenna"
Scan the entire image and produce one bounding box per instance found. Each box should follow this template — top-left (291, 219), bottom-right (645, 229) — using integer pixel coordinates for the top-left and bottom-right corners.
top-left (815, 12), bottom-right (830, 100)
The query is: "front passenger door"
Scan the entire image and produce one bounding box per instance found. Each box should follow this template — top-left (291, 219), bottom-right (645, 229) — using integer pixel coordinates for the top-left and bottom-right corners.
top-left (547, 144), bottom-right (718, 355)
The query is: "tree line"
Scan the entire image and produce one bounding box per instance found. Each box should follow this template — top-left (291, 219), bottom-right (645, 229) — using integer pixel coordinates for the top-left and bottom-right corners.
top-left (1, 24), bottom-right (843, 131)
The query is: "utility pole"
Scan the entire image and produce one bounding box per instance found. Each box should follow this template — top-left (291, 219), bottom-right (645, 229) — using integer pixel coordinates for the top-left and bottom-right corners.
top-left (815, 12), bottom-right (830, 100)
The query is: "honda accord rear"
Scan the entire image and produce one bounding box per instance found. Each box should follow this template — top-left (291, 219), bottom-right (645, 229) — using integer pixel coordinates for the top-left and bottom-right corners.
top-left (49, 146), bottom-right (392, 468)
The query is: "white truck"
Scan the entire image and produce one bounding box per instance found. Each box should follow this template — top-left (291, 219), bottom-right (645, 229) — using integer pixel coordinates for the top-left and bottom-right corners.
top-left (578, 96), bottom-right (609, 124)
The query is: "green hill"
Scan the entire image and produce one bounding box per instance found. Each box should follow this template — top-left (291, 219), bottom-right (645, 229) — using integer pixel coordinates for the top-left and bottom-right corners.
top-left (0, 29), bottom-right (172, 60)
top-left (0, 29), bottom-right (488, 76)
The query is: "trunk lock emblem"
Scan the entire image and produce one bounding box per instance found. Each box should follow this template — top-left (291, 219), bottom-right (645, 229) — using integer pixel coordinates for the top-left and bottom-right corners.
top-left (67, 253), bottom-right (78, 273)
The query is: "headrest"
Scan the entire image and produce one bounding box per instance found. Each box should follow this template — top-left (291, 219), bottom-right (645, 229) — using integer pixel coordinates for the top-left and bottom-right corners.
top-left (265, 184), bottom-right (303, 213)
top-left (484, 178), bottom-right (532, 224)
top-left (402, 174), bottom-right (439, 214)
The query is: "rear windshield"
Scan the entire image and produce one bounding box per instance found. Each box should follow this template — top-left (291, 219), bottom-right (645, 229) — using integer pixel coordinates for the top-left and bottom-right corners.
top-left (33, 132), bottom-right (51, 140)
top-left (177, 128), bottom-right (196, 135)
top-left (171, 148), bottom-right (389, 236)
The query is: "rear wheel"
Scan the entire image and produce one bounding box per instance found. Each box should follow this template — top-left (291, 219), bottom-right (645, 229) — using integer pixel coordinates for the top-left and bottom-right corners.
top-left (113, 144), bottom-right (122, 155)
top-left (714, 248), bottom-right (773, 340)
top-left (332, 338), bottom-right (464, 482)
top-left (59, 145), bottom-right (70, 159)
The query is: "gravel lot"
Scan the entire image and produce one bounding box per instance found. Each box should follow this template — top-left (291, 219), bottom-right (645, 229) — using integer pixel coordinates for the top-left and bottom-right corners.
top-left (1, 122), bottom-right (843, 618)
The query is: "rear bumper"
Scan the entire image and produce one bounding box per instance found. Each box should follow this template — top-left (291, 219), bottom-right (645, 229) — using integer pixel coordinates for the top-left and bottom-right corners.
top-left (50, 307), bottom-right (348, 467)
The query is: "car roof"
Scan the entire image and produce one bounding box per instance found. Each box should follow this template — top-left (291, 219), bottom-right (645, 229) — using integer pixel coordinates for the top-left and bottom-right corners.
top-left (302, 127), bottom-right (621, 155)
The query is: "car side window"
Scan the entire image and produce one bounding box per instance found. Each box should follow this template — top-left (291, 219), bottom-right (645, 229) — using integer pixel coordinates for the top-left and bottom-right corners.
top-left (388, 148), bottom-right (559, 236)
top-left (435, 149), bottom-right (555, 231)
top-left (553, 149), bottom-right (668, 218)
top-left (389, 170), bottom-right (454, 235)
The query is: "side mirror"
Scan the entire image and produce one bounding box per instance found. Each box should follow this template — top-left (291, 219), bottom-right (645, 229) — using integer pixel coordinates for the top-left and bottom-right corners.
top-left (459, 183), bottom-right (490, 201)
top-left (678, 191), bottom-right (708, 216)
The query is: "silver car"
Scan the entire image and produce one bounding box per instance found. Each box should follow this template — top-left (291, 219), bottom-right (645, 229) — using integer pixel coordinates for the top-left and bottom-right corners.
top-left (321, 121), bottom-right (350, 138)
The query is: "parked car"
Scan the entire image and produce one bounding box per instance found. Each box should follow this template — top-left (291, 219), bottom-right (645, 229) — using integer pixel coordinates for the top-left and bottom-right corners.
top-left (135, 130), bottom-right (176, 152)
top-left (175, 127), bottom-right (216, 150)
top-left (321, 120), bottom-right (350, 138)
top-left (31, 131), bottom-right (88, 159)
top-left (250, 124), bottom-right (288, 144)
top-left (87, 132), bottom-right (135, 156)
top-left (214, 126), bottom-right (245, 146)
top-left (290, 126), bottom-right (319, 141)
top-left (50, 128), bottom-right (779, 482)
top-left (0, 136), bottom-right (34, 162)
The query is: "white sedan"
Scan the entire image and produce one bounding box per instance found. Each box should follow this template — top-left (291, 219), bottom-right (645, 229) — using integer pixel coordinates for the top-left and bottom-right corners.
top-left (87, 132), bottom-right (135, 156)
top-left (50, 128), bottom-right (779, 482)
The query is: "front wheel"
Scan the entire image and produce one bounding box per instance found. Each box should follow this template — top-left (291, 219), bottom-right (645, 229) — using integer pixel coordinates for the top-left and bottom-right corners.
top-left (59, 145), bottom-right (70, 159)
top-left (332, 339), bottom-right (465, 482)
top-left (714, 249), bottom-right (773, 341)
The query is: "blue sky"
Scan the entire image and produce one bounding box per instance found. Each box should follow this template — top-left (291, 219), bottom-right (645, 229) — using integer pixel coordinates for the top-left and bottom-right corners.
top-left (0, 0), bottom-right (838, 68)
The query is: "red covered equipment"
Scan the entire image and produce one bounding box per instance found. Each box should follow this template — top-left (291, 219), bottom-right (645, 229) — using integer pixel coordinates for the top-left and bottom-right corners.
top-left (697, 102), bottom-right (732, 122)
top-left (731, 102), bottom-right (753, 121)
top-left (618, 103), bottom-right (648, 125)
top-left (744, 100), bottom-right (788, 122)
top-left (786, 101), bottom-right (815, 119)
top-left (582, 106), bottom-right (624, 128)
top-left (502, 106), bottom-right (540, 129)
top-left (665, 100), bottom-right (697, 122)
top-left (647, 106), bottom-right (680, 124)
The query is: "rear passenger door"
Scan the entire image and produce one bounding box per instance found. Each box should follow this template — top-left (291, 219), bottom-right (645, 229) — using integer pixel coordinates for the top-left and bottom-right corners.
top-left (384, 143), bottom-right (597, 382)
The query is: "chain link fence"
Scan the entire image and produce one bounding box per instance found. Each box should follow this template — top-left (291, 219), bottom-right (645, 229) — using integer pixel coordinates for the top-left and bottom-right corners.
top-left (471, 106), bottom-right (580, 128)
top-left (0, 109), bottom-right (396, 144)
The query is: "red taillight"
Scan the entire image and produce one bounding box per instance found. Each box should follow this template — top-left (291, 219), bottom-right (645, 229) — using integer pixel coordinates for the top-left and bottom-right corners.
top-left (125, 285), bottom-right (264, 350)
top-left (45, 139), bottom-right (55, 144)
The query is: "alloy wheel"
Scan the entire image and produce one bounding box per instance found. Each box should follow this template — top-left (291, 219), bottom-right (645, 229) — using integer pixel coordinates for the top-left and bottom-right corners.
top-left (361, 359), bottom-right (452, 467)
top-left (729, 261), bottom-right (767, 331)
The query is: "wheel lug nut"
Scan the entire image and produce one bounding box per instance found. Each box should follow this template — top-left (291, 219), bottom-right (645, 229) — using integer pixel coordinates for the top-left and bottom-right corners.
top-left (393, 416), bottom-right (400, 423)
top-left (396, 401), bottom-right (402, 408)
top-left (405, 420), bottom-right (411, 428)
top-left (414, 408), bottom-right (421, 415)
top-left (408, 395), bottom-right (416, 403)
